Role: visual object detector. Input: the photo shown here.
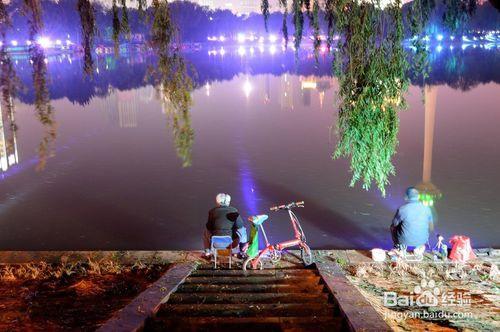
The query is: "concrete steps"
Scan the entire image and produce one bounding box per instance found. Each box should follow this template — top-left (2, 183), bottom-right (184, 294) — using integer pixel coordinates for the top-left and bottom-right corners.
top-left (144, 266), bottom-right (347, 331)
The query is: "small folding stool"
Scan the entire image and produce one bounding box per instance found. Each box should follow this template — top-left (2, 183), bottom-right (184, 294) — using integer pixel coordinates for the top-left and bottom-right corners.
top-left (210, 236), bottom-right (233, 269)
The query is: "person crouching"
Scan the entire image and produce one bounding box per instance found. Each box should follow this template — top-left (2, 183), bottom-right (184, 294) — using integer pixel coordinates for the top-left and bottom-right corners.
top-left (203, 193), bottom-right (248, 258)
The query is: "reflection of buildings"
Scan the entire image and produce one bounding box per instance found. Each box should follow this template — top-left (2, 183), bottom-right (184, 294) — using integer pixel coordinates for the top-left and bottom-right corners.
top-left (95, 88), bottom-right (139, 128)
top-left (415, 85), bottom-right (442, 206)
top-left (0, 98), bottom-right (19, 172)
top-left (117, 90), bottom-right (138, 128)
top-left (280, 74), bottom-right (294, 110)
top-left (300, 76), bottom-right (333, 109)
top-left (264, 74), bottom-right (270, 103)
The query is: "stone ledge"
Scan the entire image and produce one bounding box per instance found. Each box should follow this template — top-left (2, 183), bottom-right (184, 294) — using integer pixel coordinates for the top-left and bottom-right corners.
top-left (316, 261), bottom-right (392, 332)
top-left (96, 261), bottom-right (197, 332)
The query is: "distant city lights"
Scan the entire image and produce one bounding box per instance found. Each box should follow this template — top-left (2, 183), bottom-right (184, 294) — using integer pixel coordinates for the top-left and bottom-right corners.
top-left (237, 33), bottom-right (246, 43)
top-left (269, 34), bottom-right (278, 43)
top-left (37, 37), bottom-right (52, 48)
top-left (11, 40), bottom-right (18, 46)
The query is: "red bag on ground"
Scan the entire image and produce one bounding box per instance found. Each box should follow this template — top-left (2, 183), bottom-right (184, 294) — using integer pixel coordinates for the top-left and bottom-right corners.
top-left (449, 235), bottom-right (476, 262)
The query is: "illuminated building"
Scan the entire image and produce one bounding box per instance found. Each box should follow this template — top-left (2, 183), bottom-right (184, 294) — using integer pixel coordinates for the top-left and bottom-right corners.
top-left (0, 96), bottom-right (19, 173)
top-left (415, 85), bottom-right (442, 206)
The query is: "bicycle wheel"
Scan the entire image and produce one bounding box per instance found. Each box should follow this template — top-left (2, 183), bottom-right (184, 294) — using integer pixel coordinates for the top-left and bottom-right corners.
top-left (243, 257), bottom-right (263, 271)
top-left (300, 243), bottom-right (313, 266)
top-left (269, 248), bottom-right (282, 264)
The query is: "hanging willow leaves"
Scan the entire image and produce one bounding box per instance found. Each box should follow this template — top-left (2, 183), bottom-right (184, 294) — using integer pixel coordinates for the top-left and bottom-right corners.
top-left (292, 0), bottom-right (304, 53)
top-left (150, 0), bottom-right (194, 167)
top-left (31, 45), bottom-right (57, 171)
top-left (120, 0), bottom-right (131, 39)
top-left (261, 0), bottom-right (270, 32)
top-left (332, 0), bottom-right (409, 196)
top-left (112, 0), bottom-right (121, 55)
top-left (23, 0), bottom-right (43, 39)
top-left (137, 0), bottom-right (147, 18)
top-left (22, 1), bottom-right (57, 170)
top-left (279, 0), bottom-right (289, 48)
top-left (312, 0), bottom-right (321, 62)
top-left (77, 0), bottom-right (96, 76)
top-left (407, 0), bottom-right (434, 88)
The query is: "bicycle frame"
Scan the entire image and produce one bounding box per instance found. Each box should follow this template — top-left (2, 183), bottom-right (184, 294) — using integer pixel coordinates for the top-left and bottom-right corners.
top-left (248, 208), bottom-right (307, 269)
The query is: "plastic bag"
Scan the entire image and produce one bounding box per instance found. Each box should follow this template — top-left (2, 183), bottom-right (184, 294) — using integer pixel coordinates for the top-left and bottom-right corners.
top-left (449, 235), bottom-right (476, 262)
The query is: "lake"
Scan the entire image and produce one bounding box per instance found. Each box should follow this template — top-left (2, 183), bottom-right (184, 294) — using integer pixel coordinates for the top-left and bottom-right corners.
top-left (0, 45), bottom-right (499, 250)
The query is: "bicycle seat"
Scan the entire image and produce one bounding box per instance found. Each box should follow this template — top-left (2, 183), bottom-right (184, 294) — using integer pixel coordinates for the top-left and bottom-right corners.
top-left (248, 214), bottom-right (269, 226)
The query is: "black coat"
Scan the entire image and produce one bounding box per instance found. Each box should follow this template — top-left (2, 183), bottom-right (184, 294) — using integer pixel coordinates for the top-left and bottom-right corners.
top-left (206, 206), bottom-right (244, 238)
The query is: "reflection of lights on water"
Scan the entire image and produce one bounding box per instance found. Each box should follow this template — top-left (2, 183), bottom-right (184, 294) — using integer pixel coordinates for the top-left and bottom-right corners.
top-left (205, 83), bottom-right (210, 97)
top-left (250, 47), bottom-right (254, 55)
top-left (269, 45), bottom-right (276, 55)
top-left (258, 36), bottom-right (264, 43)
top-left (237, 33), bottom-right (245, 43)
top-left (219, 47), bottom-right (225, 56)
top-left (259, 45), bottom-right (264, 53)
top-left (238, 46), bottom-right (246, 56)
top-left (243, 79), bottom-right (252, 99)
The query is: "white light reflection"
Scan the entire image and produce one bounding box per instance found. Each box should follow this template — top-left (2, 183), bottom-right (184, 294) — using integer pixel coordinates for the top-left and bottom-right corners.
top-left (243, 79), bottom-right (252, 99)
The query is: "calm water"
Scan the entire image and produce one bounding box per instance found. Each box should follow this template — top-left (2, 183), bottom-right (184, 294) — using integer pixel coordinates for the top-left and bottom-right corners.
top-left (1, 46), bottom-right (499, 250)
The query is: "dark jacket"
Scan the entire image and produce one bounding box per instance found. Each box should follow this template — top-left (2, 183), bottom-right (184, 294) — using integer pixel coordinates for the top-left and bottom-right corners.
top-left (391, 199), bottom-right (434, 247)
top-left (206, 206), bottom-right (244, 238)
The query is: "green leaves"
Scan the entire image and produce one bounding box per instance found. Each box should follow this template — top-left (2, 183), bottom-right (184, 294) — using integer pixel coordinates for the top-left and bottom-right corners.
top-left (150, 0), bottom-right (194, 168)
top-left (77, 0), bottom-right (97, 76)
top-left (330, 0), bottom-right (409, 196)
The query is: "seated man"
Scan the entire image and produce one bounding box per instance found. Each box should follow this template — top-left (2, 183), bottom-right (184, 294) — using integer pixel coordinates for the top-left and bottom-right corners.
top-left (203, 193), bottom-right (248, 258)
top-left (390, 187), bottom-right (434, 251)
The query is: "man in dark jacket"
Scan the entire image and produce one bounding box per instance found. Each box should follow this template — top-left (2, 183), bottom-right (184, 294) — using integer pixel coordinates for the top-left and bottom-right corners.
top-left (391, 187), bottom-right (434, 250)
top-left (203, 193), bottom-right (248, 257)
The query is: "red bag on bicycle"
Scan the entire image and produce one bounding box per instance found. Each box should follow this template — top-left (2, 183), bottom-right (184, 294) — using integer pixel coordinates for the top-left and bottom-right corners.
top-left (449, 235), bottom-right (476, 262)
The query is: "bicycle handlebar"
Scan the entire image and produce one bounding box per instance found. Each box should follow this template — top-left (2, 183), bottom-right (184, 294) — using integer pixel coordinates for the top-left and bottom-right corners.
top-left (270, 201), bottom-right (304, 211)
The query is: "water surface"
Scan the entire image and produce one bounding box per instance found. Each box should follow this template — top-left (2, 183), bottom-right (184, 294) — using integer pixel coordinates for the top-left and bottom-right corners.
top-left (0, 47), bottom-right (499, 249)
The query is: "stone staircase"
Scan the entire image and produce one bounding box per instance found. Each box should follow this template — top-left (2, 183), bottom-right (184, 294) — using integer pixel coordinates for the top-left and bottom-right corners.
top-left (144, 265), bottom-right (347, 331)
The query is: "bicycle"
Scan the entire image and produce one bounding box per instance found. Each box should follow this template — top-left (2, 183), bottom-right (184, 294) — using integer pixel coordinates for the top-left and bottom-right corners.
top-left (243, 201), bottom-right (313, 270)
